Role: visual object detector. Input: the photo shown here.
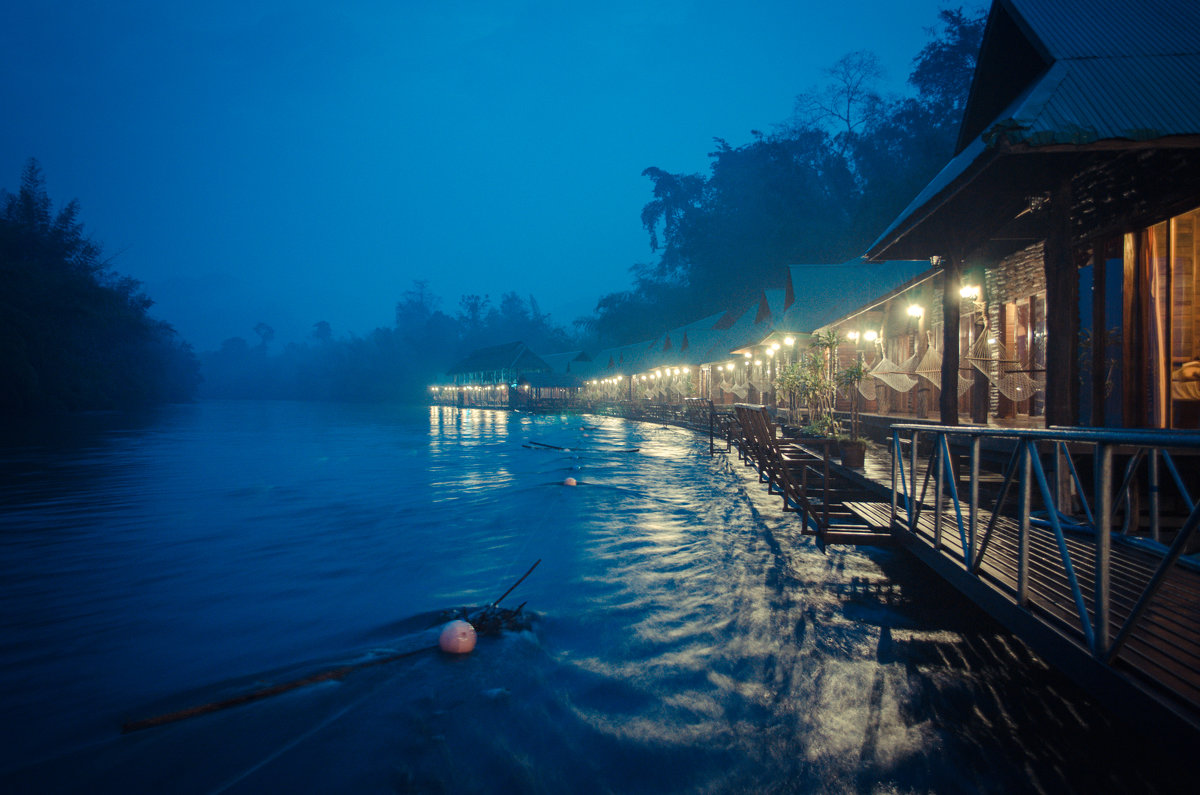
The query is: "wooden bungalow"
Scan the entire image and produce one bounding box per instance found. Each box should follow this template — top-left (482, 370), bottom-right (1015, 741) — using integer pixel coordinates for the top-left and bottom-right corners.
top-left (867, 0), bottom-right (1200, 429)
top-left (729, 259), bottom-right (927, 417)
top-left (440, 341), bottom-right (554, 407)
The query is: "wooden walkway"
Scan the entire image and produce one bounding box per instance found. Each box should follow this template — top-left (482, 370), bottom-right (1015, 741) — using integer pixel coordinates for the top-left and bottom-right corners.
top-left (839, 435), bottom-right (1200, 742)
top-left (579, 398), bottom-right (1200, 741)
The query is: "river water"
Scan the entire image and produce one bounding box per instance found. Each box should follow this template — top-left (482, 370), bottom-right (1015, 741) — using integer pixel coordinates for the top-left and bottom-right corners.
top-left (0, 402), bottom-right (1187, 793)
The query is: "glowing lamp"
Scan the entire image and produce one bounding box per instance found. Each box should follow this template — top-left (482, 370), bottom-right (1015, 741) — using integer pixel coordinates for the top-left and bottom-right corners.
top-left (960, 285), bottom-right (980, 300)
top-left (907, 305), bottom-right (924, 318)
top-left (864, 330), bottom-right (878, 342)
top-left (784, 336), bottom-right (795, 346)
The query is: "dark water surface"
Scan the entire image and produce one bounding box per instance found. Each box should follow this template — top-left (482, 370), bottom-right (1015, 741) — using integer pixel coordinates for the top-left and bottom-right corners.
top-left (0, 402), bottom-right (1188, 792)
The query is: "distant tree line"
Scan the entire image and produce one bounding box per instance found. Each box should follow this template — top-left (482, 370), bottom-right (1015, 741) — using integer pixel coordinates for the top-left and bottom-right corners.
top-left (199, 7), bottom-right (985, 402)
top-left (582, 8), bottom-right (986, 346)
top-left (6, 7), bottom-right (981, 410)
top-left (0, 160), bottom-right (200, 414)
top-left (198, 283), bottom-right (574, 401)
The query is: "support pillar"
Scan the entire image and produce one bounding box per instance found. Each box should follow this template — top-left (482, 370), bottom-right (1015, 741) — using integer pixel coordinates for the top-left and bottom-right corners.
top-left (1044, 177), bottom-right (1079, 427)
top-left (940, 256), bottom-right (962, 426)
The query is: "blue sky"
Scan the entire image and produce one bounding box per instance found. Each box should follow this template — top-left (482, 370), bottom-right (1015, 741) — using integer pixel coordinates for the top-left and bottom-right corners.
top-left (2, 0), bottom-right (978, 350)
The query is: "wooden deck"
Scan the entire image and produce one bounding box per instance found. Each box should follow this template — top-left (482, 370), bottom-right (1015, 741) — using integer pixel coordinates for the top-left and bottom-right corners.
top-left (835, 434), bottom-right (1200, 742)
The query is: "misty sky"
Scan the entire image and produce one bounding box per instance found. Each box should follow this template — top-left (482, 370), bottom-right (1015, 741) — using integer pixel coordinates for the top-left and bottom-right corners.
top-left (2, 0), bottom-right (973, 351)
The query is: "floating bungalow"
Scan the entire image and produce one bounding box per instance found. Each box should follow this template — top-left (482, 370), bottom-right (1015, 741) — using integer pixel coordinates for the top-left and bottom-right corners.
top-left (866, 0), bottom-right (1200, 430)
top-left (433, 341), bottom-right (562, 407)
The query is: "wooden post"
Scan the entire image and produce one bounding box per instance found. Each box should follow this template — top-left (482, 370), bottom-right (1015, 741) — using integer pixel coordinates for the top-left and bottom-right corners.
top-left (940, 256), bottom-right (962, 426)
top-left (1091, 242), bottom-right (1107, 426)
top-left (1044, 177), bottom-right (1079, 427)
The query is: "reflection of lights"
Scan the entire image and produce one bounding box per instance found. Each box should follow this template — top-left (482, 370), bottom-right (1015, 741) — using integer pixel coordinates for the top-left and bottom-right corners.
top-left (753, 360), bottom-right (761, 366)
top-left (907, 305), bottom-right (924, 318)
top-left (864, 330), bottom-right (878, 342)
top-left (988, 338), bottom-right (997, 345)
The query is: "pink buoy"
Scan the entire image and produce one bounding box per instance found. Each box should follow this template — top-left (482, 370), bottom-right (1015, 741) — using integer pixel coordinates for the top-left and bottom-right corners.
top-left (563, 477), bottom-right (577, 486)
top-left (439, 620), bottom-right (476, 654)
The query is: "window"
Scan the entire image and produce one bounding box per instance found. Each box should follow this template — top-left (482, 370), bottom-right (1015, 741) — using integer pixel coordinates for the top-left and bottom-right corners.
top-left (1138, 206), bottom-right (1200, 428)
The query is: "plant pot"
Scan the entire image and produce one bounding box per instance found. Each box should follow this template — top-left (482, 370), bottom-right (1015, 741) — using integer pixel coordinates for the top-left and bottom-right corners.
top-left (839, 440), bottom-right (866, 468)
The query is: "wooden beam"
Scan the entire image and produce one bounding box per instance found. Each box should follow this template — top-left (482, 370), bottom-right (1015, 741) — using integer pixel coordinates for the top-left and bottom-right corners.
top-left (1091, 241), bottom-right (1107, 426)
top-left (940, 256), bottom-right (962, 426)
top-left (1044, 177), bottom-right (1080, 426)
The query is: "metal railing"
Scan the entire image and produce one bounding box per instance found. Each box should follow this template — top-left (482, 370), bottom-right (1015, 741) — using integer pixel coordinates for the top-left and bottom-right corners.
top-left (889, 423), bottom-right (1200, 663)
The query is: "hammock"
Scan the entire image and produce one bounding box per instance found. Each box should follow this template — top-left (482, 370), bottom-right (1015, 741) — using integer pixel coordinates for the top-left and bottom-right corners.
top-left (729, 382), bottom-right (749, 399)
top-left (869, 350), bottom-right (919, 393)
top-left (915, 332), bottom-right (974, 396)
top-left (965, 319), bottom-right (1045, 401)
top-left (857, 377), bottom-right (877, 401)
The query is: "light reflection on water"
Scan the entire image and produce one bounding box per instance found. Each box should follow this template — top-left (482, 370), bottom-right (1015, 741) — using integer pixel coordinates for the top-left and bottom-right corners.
top-left (0, 401), bottom-right (1187, 793)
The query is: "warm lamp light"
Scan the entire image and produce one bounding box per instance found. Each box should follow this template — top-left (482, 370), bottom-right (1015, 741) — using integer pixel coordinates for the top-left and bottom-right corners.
top-left (960, 285), bottom-right (980, 300)
top-left (847, 331), bottom-right (860, 341)
top-left (907, 304), bottom-right (924, 318)
top-left (784, 336), bottom-right (795, 346)
top-left (864, 330), bottom-right (878, 342)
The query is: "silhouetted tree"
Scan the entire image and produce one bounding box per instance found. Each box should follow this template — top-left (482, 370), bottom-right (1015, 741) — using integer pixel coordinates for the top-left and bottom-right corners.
top-left (0, 159), bottom-right (200, 413)
top-left (588, 5), bottom-right (985, 345)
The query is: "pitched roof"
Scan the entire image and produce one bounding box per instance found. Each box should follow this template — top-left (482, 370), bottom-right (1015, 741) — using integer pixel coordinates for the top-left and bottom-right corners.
top-left (777, 259), bottom-right (929, 331)
top-left (539, 350), bottom-right (591, 374)
top-left (871, 0), bottom-right (1200, 259)
top-left (445, 341), bottom-right (551, 376)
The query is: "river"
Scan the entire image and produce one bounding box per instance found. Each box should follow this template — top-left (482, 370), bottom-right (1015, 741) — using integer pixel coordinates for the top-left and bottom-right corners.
top-left (0, 401), bottom-right (1186, 792)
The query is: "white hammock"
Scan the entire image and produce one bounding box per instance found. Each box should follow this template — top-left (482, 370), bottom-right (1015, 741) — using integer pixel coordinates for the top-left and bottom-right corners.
top-left (915, 333), bottom-right (974, 396)
top-left (965, 319), bottom-right (1045, 402)
top-left (869, 350), bottom-right (919, 393)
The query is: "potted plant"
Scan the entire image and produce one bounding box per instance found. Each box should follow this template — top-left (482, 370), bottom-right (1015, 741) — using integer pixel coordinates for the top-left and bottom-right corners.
top-left (792, 336), bottom-right (841, 440)
top-left (836, 353), bottom-right (869, 467)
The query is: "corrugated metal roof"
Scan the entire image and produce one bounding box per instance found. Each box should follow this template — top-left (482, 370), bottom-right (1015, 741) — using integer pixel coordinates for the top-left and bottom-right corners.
top-left (870, 0), bottom-right (1200, 259)
top-left (446, 341), bottom-right (551, 376)
top-left (1008, 0), bottom-right (1200, 60)
top-left (779, 259), bottom-right (929, 331)
top-left (1000, 55), bottom-right (1200, 146)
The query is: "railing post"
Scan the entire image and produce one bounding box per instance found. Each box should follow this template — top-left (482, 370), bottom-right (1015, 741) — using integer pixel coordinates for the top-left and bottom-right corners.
top-left (910, 429), bottom-right (918, 529)
top-left (933, 431), bottom-right (944, 551)
top-left (1149, 448), bottom-right (1160, 544)
top-left (970, 435), bottom-right (980, 564)
top-left (890, 429), bottom-right (899, 531)
top-left (1095, 442), bottom-right (1113, 654)
top-left (1018, 439), bottom-right (1032, 607)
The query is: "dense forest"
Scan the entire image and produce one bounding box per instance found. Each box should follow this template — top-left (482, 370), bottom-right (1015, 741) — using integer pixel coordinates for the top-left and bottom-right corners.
top-left (2, 8), bottom-right (984, 410)
top-left (585, 8), bottom-right (985, 345)
top-left (0, 161), bottom-right (200, 414)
